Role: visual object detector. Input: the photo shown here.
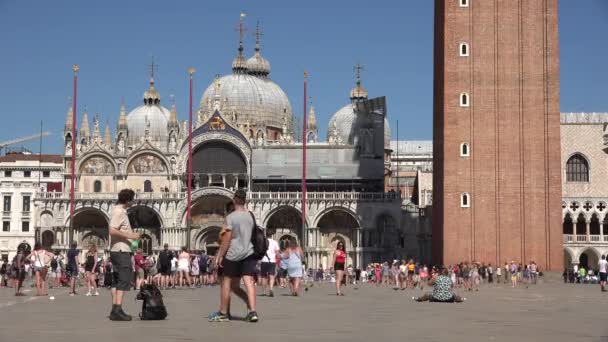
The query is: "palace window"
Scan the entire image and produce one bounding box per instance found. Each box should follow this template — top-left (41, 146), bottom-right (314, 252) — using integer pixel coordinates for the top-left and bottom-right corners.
top-left (4, 171), bottom-right (11, 177)
top-left (21, 221), bottom-right (29, 232)
top-left (460, 43), bottom-right (469, 56)
top-left (43, 170), bottom-right (50, 178)
top-left (460, 143), bottom-right (470, 157)
top-left (566, 154), bottom-right (589, 182)
top-left (2, 222), bottom-right (9, 232)
top-left (461, 192), bottom-right (470, 208)
top-left (460, 0), bottom-right (469, 7)
top-left (144, 180), bottom-right (152, 193)
top-left (93, 180), bottom-right (102, 193)
top-left (24, 171), bottom-right (31, 178)
top-left (22, 196), bottom-right (30, 212)
top-left (460, 93), bottom-right (470, 107)
top-left (3, 196), bottom-right (10, 212)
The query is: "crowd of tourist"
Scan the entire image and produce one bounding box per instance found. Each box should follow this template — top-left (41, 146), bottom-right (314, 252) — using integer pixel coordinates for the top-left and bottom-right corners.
top-left (2, 187), bottom-right (607, 323)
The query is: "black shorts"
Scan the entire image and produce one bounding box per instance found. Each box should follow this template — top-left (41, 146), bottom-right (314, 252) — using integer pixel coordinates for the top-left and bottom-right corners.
top-left (160, 265), bottom-right (171, 276)
top-left (600, 272), bottom-right (607, 282)
top-left (334, 262), bottom-right (345, 271)
top-left (260, 262), bottom-right (276, 277)
top-left (222, 255), bottom-right (257, 278)
top-left (110, 252), bottom-right (133, 291)
top-left (278, 268), bottom-right (288, 278)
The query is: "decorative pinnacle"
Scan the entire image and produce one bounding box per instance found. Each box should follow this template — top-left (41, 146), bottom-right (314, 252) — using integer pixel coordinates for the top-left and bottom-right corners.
top-left (237, 12), bottom-right (247, 55)
top-left (149, 56), bottom-right (156, 84)
top-left (254, 20), bottom-right (262, 52)
top-left (304, 70), bottom-right (308, 80)
top-left (188, 67), bottom-right (195, 77)
top-left (72, 64), bottom-right (79, 73)
top-left (354, 63), bottom-right (364, 86)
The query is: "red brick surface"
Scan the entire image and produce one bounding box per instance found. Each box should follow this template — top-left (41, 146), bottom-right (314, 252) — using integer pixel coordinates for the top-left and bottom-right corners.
top-left (432, 0), bottom-right (562, 271)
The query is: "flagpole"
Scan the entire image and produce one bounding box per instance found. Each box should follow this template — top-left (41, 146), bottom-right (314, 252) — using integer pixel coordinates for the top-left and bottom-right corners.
top-left (69, 64), bottom-right (78, 246)
top-left (186, 67), bottom-right (195, 250)
top-left (301, 71), bottom-right (308, 258)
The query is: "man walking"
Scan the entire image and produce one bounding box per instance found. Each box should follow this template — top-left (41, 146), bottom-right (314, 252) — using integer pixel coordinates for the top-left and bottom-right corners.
top-left (108, 189), bottom-right (140, 321)
top-left (209, 190), bottom-right (258, 322)
top-left (66, 242), bottom-right (79, 295)
top-left (599, 255), bottom-right (607, 292)
top-left (260, 231), bottom-right (280, 297)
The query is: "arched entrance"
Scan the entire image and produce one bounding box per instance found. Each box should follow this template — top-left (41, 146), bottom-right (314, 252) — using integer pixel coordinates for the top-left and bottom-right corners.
top-left (128, 206), bottom-right (161, 251)
top-left (564, 248), bottom-right (574, 268)
top-left (191, 141), bottom-right (247, 189)
top-left (72, 209), bottom-right (109, 250)
top-left (579, 249), bottom-right (599, 270)
top-left (41, 231), bottom-right (54, 249)
top-left (576, 213), bottom-right (586, 235)
top-left (317, 209), bottom-right (360, 268)
top-left (265, 206), bottom-right (303, 249)
top-left (195, 227), bottom-right (222, 255)
top-left (563, 213), bottom-right (573, 234)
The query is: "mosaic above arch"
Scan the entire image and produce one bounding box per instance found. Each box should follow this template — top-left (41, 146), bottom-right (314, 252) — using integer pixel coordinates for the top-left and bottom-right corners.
top-left (127, 153), bottom-right (167, 174)
top-left (80, 156), bottom-right (115, 175)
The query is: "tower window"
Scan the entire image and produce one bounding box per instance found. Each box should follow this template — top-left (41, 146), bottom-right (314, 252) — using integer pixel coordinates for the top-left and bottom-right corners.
top-left (93, 180), bottom-right (102, 193)
top-left (460, 0), bottom-right (469, 7)
top-left (566, 154), bottom-right (589, 182)
top-left (460, 93), bottom-right (470, 107)
top-left (460, 143), bottom-right (470, 157)
top-left (461, 193), bottom-right (470, 208)
top-left (460, 43), bottom-right (469, 56)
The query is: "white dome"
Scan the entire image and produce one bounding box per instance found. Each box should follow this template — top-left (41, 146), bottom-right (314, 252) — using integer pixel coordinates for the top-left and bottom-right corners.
top-left (126, 104), bottom-right (170, 145)
top-left (198, 73), bottom-right (292, 130)
top-left (246, 53), bottom-right (271, 77)
top-left (328, 103), bottom-right (390, 148)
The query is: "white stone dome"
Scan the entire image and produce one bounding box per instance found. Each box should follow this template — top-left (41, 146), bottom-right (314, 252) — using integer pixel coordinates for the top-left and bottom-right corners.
top-left (198, 73), bottom-right (292, 130)
top-left (328, 103), bottom-right (390, 148)
top-left (126, 104), bottom-right (170, 145)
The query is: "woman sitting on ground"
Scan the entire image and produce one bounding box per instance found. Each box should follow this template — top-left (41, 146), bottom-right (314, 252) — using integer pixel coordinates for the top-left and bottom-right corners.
top-left (414, 267), bottom-right (465, 303)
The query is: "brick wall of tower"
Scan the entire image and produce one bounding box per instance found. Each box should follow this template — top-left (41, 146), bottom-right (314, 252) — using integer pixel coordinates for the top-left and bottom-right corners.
top-left (432, 0), bottom-right (562, 271)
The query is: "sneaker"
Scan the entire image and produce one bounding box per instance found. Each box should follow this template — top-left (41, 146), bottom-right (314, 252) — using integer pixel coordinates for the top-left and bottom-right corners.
top-left (109, 309), bottom-right (133, 321)
top-left (208, 311), bottom-right (230, 322)
top-left (94, 291), bottom-right (99, 296)
top-left (245, 311), bottom-right (259, 323)
top-left (268, 290), bottom-right (274, 297)
top-left (86, 292), bottom-right (91, 297)
top-left (69, 292), bottom-right (75, 296)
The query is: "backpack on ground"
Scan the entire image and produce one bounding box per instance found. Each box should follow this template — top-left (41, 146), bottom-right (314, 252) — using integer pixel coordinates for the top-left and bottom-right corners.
top-left (249, 211), bottom-right (268, 260)
top-left (136, 284), bottom-right (168, 320)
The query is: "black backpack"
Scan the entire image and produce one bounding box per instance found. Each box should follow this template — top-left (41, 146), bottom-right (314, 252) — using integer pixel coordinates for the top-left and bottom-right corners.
top-left (50, 257), bottom-right (58, 271)
top-left (136, 284), bottom-right (168, 320)
top-left (249, 211), bottom-right (268, 260)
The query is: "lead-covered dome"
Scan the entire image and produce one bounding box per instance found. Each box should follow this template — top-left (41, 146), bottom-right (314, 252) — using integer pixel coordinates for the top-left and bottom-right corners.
top-left (126, 79), bottom-right (170, 145)
top-left (327, 103), bottom-right (390, 148)
top-left (198, 73), bottom-right (292, 130)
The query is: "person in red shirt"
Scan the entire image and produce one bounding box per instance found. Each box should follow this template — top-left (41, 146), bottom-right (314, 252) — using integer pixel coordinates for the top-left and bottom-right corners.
top-left (134, 248), bottom-right (146, 290)
top-left (332, 242), bottom-right (347, 296)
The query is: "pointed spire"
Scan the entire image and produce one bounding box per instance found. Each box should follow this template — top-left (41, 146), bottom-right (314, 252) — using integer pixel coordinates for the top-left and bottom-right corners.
top-left (308, 99), bottom-right (317, 131)
top-left (168, 95), bottom-right (178, 128)
top-left (80, 108), bottom-right (90, 137)
top-left (104, 121), bottom-right (112, 145)
top-left (118, 98), bottom-right (128, 129)
top-left (64, 98), bottom-right (73, 131)
top-left (254, 20), bottom-right (261, 53)
top-left (232, 13), bottom-right (248, 74)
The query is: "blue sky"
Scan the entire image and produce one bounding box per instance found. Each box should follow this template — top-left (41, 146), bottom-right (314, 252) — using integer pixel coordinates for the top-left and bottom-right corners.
top-left (0, 0), bottom-right (606, 154)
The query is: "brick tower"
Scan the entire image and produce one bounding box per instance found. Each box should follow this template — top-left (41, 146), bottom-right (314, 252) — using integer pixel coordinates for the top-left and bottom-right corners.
top-left (432, 0), bottom-right (562, 270)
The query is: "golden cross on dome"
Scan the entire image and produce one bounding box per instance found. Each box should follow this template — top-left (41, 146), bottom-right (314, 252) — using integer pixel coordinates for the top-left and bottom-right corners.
top-left (149, 56), bottom-right (157, 82)
top-left (354, 63), bottom-right (365, 84)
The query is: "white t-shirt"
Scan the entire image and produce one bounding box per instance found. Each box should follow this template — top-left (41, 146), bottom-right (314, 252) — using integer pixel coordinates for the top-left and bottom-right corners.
top-left (599, 259), bottom-right (608, 273)
top-left (262, 238), bottom-right (280, 263)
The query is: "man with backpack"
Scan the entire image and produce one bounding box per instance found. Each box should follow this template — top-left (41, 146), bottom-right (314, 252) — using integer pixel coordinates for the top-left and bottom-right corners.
top-left (198, 250), bottom-right (209, 286)
top-left (209, 190), bottom-right (259, 323)
top-left (10, 245), bottom-right (26, 296)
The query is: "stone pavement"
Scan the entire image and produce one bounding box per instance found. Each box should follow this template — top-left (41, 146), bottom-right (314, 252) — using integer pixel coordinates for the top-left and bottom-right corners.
top-left (0, 275), bottom-right (605, 342)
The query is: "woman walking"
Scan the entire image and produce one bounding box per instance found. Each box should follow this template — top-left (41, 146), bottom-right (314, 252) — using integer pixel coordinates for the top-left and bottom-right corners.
top-left (27, 243), bottom-right (53, 296)
top-left (84, 243), bottom-right (99, 296)
top-left (284, 240), bottom-right (304, 296)
top-left (332, 241), bottom-right (347, 296)
top-left (134, 248), bottom-right (146, 290)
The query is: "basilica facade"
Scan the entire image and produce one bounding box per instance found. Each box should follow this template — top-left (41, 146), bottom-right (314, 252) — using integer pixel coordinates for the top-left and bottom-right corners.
top-left (34, 25), bottom-right (404, 269)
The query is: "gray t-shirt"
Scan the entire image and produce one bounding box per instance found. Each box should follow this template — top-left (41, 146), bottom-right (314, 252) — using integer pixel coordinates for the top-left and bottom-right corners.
top-left (225, 210), bottom-right (254, 262)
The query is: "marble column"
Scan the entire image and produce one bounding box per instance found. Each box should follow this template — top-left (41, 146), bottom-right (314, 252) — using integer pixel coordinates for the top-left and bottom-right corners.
top-left (586, 220), bottom-right (591, 241)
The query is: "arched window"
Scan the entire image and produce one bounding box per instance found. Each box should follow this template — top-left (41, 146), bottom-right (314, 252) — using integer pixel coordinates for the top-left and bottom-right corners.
top-left (460, 93), bottom-right (469, 107)
top-left (93, 180), bottom-right (102, 193)
top-left (144, 180), bottom-right (152, 192)
top-left (566, 154), bottom-right (589, 182)
top-left (460, 143), bottom-right (470, 157)
top-left (461, 192), bottom-right (470, 208)
top-left (460, 43), bottom-right (469, 56)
